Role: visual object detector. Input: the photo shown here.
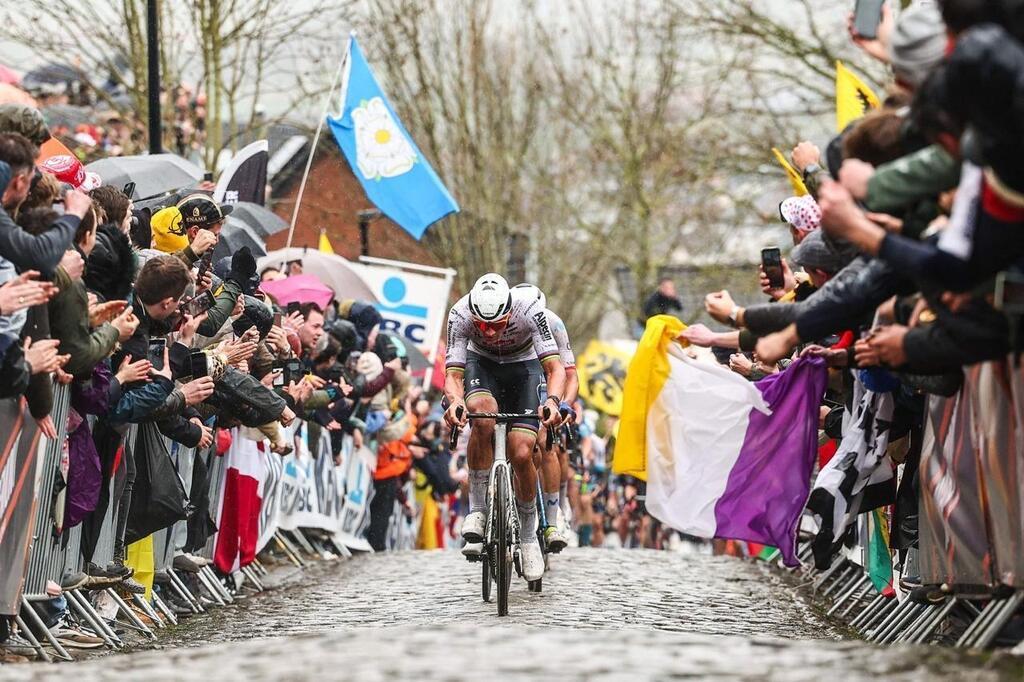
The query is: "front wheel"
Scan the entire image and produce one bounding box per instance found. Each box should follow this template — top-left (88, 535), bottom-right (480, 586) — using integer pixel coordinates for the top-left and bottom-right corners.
top-left (482, 554), bottom-right (492, 603)
top-left (528, 578), bottom-right (543, 593)
top-left (495, 466), bottom-right (512, 617)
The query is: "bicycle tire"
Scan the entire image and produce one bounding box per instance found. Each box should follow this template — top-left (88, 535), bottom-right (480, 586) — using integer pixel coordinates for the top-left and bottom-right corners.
top-left (482, 555), bottom-right (491, 603)
top-left (495, 466), bottom-right (511, 617)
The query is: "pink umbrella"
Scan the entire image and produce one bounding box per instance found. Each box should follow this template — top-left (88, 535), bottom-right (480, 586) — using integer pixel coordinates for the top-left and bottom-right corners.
top-left (0, 64), bottom-right (20, 86)
top-left (259, 274), bottom-right (335, 311)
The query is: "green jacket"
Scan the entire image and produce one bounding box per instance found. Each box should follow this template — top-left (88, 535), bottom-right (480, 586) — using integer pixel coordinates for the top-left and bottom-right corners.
top-left (49, 266), bottom-right (120, 378)
top-left (864, 144), bottom-right (960, 214)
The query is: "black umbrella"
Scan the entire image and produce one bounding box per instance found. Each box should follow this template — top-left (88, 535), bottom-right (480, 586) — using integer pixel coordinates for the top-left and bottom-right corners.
top-left (381, 331), bottom-right (430, 371)
top-left (86, 154), bottom-right (205, 201)
top-left (228, 201), bottom-right (287, 238)
top-left (22, 63), bottom-right (81, 90)
top-left (213, 218), bottom-right (266, 261)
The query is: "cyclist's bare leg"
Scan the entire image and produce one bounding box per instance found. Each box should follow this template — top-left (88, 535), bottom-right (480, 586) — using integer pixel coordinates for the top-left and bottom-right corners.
top-left (466, 393), bottom-right (498, 470)
top-left (508, 430), bottom-right (538, 502)
top-left (462, 392), bottom-right (498, 542)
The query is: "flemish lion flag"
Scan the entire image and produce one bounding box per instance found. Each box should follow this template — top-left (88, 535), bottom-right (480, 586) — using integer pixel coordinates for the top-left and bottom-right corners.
top-left (836, 60), bottom-right (881, 131)
top-left (771, 147), bottom-right (808, 196)
top-left (576, 340), bottom-right (635, 416)
top-left (615, 316), bottom-right (827, 566)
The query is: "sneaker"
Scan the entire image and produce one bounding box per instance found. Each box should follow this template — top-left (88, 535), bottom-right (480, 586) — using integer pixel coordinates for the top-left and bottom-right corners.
top-left (51, 621), bottom-right (104, 649)
top-left (520, 542), bottom-right (544, 581)
top-left (543, 526), bottom-right (568, 554)
top-left (83, 574), bottom-right (122, 590)
top-left (460, 511), bottom-right (486, 543)
top-left (182, 552), bottom-right (211, 568)
top-left (153, 569), bottom-right (171, 585)
top-left (0, 648), bottom-right (31, 663)
top-left (59, 569), bottom-right (88, 591)
top-left (84, 562), bottom-right (123, 579)
top-left (173, 554), bottom-right (203, 573)
top-left (118, 576), bottom-right (146, 595)
top-left (462, 542), bottom-right (483, 558)
top-left (104, 562), bottom-right (133, 579)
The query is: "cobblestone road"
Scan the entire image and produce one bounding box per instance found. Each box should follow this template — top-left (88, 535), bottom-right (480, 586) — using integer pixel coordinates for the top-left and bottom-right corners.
top-left (5, 549), bottom-right (1021, 681)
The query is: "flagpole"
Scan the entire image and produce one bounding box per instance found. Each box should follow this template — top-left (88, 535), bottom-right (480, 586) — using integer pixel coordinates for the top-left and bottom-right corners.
top-left (285, 31), bottom-right (355, 250)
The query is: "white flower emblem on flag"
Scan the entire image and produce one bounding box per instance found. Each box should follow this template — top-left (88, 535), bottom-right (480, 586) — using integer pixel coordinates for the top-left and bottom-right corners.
top-left (351, 97), bottom-right (417, 181)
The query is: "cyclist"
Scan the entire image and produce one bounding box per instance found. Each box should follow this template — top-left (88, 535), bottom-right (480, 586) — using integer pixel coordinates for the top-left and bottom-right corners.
top-left (512, 283), bottom-right (578, 553)
top-left (443, 273), bottom-right (565, 582)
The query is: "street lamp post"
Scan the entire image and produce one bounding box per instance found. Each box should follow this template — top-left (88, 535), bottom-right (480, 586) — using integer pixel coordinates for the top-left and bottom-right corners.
top-left (357, 209), bottom-right (382, 258)
top-left (146, 0), bottom-right (161, 154)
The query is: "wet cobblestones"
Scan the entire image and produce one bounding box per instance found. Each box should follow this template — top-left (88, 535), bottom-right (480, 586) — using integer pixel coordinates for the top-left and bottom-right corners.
top-left (4, 549), bottom-right (1021, 681)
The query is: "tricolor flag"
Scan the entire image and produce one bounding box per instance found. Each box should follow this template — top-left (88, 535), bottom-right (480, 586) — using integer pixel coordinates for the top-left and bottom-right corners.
top-left (615, 316), bottom-right (827, 566)
top-left (213, 432), bottom-right (266, 574)
top-left (327, 37), bottom-right (459, 240)
top-left (836, 60), bottom-right (881, 132)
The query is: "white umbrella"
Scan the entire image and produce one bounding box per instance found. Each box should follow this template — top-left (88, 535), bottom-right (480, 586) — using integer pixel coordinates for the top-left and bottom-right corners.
top-left (259, 247), bottom-right (379, 304)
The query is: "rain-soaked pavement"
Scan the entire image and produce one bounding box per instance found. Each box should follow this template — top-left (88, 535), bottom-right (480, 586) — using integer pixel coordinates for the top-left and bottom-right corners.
top-left (4, 549), bottom-right (1023, 681)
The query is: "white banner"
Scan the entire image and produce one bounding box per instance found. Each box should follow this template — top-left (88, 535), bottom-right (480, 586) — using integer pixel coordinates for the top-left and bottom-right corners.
top-left (277, 424), bottom-right (341, 533)
top-left (337, 439), bottom-right (376, 552)
top-left (350, 257), bottom-right (455, 367)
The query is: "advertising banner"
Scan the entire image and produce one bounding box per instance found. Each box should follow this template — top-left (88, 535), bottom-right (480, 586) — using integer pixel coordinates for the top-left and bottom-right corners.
top-left (351, 257), bottom-right (455, 384)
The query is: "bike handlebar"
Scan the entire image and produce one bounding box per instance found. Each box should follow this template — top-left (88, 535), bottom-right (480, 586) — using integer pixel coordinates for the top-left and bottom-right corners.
top-left (448, 406), bottom-right (552, 449)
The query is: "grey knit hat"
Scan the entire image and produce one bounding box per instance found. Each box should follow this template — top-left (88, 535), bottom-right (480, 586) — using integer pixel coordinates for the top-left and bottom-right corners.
top-left (889, 1), bottom-right (948, 89)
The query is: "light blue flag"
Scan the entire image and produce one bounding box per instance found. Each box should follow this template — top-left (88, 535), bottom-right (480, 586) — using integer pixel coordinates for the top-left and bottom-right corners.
top-left (327, 37), bottom-right (459, 240)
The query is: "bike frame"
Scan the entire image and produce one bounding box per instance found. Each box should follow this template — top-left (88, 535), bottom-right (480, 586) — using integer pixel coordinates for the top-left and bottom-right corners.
top-left (485, 421), bottom-right (521, 560)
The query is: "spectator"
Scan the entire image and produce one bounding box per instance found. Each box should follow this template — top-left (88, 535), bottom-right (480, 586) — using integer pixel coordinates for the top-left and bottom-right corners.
top-left (642, 277), bottom-right (683, 320)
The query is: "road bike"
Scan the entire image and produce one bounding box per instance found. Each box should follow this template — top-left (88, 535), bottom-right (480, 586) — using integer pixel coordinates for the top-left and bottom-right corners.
top-left (450, 408), bottom-right (551, 616)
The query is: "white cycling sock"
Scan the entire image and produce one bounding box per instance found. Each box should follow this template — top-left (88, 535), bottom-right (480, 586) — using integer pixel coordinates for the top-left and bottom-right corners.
top-left (543, 492), bottom-right (561, 528)
top-left (468, 469), bottom-right (489, 514)
top-left (517, 498), bottom-right (539, 544)
top-left (559, 481), bottom-right (569, 509)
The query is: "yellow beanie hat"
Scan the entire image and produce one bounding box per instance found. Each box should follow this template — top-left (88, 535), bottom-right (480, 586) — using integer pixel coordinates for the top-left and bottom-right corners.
top-left (151, 206), bottom-right (189, 253)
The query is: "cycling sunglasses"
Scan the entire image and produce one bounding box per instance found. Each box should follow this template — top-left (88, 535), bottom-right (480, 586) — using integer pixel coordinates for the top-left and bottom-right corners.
top-left (473, 316), bottom-right (510, 333)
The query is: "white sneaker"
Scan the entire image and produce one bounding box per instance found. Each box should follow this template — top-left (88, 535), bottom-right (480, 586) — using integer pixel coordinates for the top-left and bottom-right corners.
top-left (543, 526), bottom-right (568, 553)
top-left (461, 511), bottom-right (486, 542)
top-left (521, 542), bottom-right (544, 581)
top-left (462, 542), bottom-right (483, 558)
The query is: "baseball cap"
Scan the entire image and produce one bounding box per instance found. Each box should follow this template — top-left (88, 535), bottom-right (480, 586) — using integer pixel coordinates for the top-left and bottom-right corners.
top-left (176, 193), bottom-right (233, 229)
top-left (38, 154), bottom-right (101, 191)
top-left (779, 195), bottom-right (822, 233)
top-left (790, 228), bottom-right (844, 274)
top-left (0, 104), bottom-right (50, 145)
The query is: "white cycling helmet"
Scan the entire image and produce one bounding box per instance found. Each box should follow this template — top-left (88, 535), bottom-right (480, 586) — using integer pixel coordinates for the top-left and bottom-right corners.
top-left (469, 273), bottom-right (513, 322)
top-left (513, 282), bottom-right (546, 310)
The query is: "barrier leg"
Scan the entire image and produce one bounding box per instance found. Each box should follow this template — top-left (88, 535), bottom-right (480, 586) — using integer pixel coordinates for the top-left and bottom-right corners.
top-left (199, 566), bottom-right (233, 603)
top-left (877, 602), bottom-right (923, 644)
top-left (274, 531), bottom-right (306, 567)
top-left (860, 597), bottom-right (900, 637)
top-left (20, 596), bottom-right (73, 661)
top-left (14, 613), bottom-right (53, 662)
top-left (822, 566), bottom-right (857, 597)
top-left (150, 592), bottom-right (178, 626)
top-left (194, 568), bottom-right (227, 606)
top-left (828, 575), bottom-right (870, 616)
top-left (849, 592), bottom-right (887, 629)
top-left (105, 588), bottom-right (156, 640)
top-left (239, 566), bottom-right (263, 591)
top-left (961, 592), bottom-right (1024, 649)
top-left (892, 603), bottom-right (935, 644)
top-left (167, 569), bottom-right (203, 613)
top-left (839, 581), bottom-right (875, 619)
top-left (907, 598), bottom-right (958, 645)
top-left (131, 594), bottom-right (165, 628)
top-left (64, 589), bottom-right (121, 649)
top-left (288, 529), bottom-right (317, 556)
top-left (252, 558), bottom-right (269, 576)
top-left (812, 560), bottom-right (849, 592)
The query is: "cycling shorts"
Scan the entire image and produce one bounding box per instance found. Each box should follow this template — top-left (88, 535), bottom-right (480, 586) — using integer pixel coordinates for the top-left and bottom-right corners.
top-left (464, 351), bottom-right (544, 434)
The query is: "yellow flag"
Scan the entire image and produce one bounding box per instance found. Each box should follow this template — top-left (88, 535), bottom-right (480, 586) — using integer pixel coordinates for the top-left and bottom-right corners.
top-left (613, 315), bottom-right (685, 480)
top-left (836, 60), bottom-right (880, 132)
top-left (771, 147), bottom-right (808, 197)
top-left (318, 228), bottom-right (335, 254)
top-left (576, 340), bottom-right (636, 417)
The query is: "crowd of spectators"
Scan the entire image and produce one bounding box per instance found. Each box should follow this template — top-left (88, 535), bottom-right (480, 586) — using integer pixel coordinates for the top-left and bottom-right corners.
top-left (663, 0), bottom-right (1024, 598)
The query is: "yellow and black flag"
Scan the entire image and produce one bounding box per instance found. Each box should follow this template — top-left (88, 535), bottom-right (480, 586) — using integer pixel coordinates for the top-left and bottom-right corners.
top-left (836, 60), bottom-right (880, 132)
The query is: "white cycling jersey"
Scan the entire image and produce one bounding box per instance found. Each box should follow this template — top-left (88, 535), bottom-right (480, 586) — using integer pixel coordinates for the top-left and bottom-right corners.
top-left (546, 309), bottom-right (575, 369)
top-left (445, 287), bottom-right (560, 367)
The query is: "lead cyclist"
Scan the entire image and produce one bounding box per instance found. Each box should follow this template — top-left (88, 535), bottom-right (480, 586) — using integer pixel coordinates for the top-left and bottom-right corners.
top-left (512, 283), bottom-right (578, 553)
top-left (443, 273), bottom-right (565, 582)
